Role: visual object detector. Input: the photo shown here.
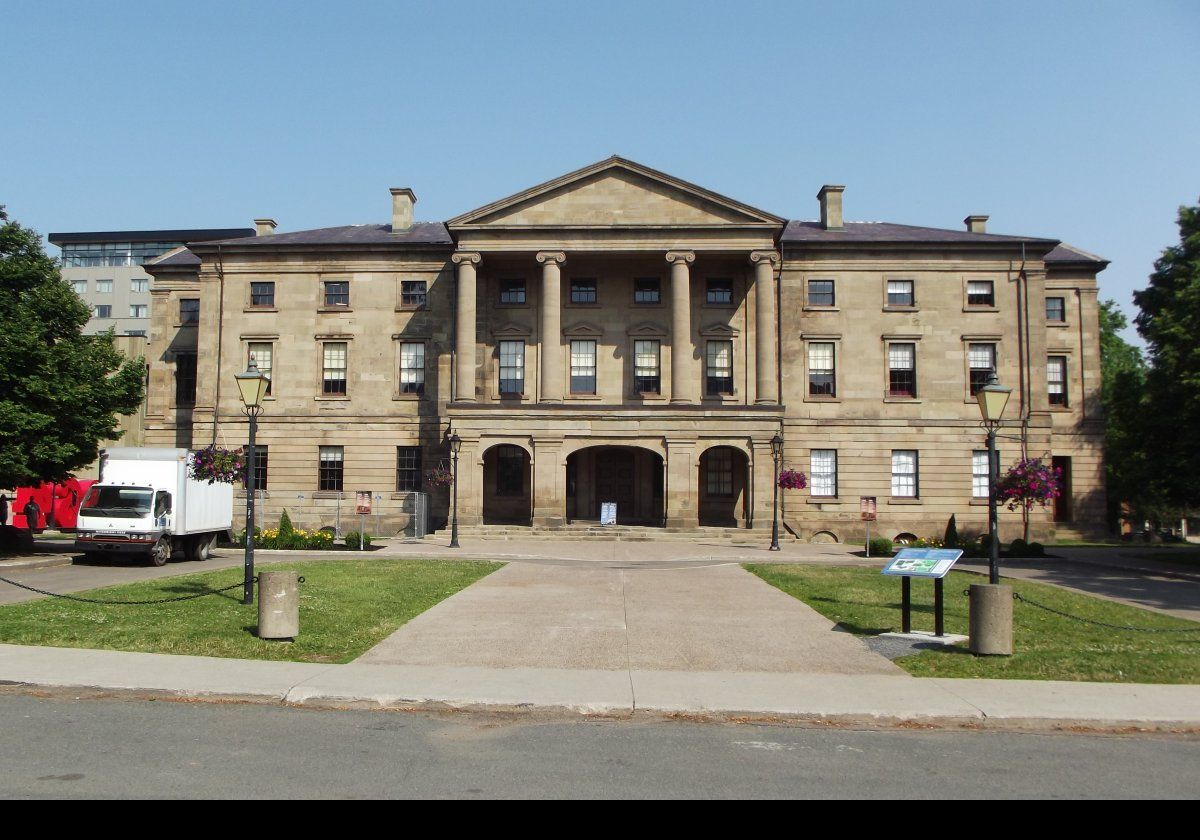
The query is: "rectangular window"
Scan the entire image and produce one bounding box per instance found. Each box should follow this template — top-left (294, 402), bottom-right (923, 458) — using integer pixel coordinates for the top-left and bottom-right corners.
top-left (396, 447), bottom-right (422, 492)
top-left (94, 304), bottom-right (111, 319)
top-left (323, 280), bottom-right (350, 307)
top-left (250, 281), bottom-right (275, 307)
top-left (808, 342), bottom-right (835, 397)
top-left (72, 280), bottom-right (87, 294)
top-left (179, 298), bottom-right (199, 325)
top-left (499, 340), bottom-right (525, 395)
top-left (888, 343), bottom-right (917, 398)
top-left (634, 339), bottom-right (661, 394)
top-left (322, 342), bottom-right (348, 395)
top-left (248, 343), bottom-right (273, 396)
top-left (967, 280), bottom-right (995, 307)
top-left (1048, 356), bottom-right (1068, 406)
top-left (400, 280), bottom-right (427, 308)
top-left (1046, 296), bottom-right (1066, 322)
top-left (250, 446), bottom-right (268, 491)
top-left (972, 451), bottom-right (991, 498)
top-left (570, 340), bottom-right (597, 394)
top-left (175, 353), bottom-right (197, 406)
top-left (130, 278), bottom-right (149, 293)
top-left (96, 280), bottom-right (113, 294)
top-left (808, 279), bottom-right (835, 307)
top-left (570, 278), bottom-right (597, 304)
top-left (496, 445), bottom-right (525, 496)
top-left (129, 304), bottom-right (148, 318)
top-left (969, 343), bottom-right (996, 395)
top-left (811, 450), bottom-right (837, 497)
top-left (634, 277), bottom-right (661, 304)
top-left (399, 342), bottom-right (425, 395)
top-left (705, 449), bottom-right (734, 497)
top-left (891, 450), bottom-right (918, 498)
top-left (318, 446), bottom-right (344, 491)
top-left (706, 278), bottom-right (733, 305)
top-left (887, 280), bottom-right (915, 307)
top-left (706, 340), bottom-right (734, 396)
top-left (499, 279), bottom-right (526, 305)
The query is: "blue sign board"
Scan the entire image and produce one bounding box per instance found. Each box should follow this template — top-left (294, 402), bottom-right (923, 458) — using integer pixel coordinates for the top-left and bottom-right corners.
top-left (881, 548), bottom-right (964, 579)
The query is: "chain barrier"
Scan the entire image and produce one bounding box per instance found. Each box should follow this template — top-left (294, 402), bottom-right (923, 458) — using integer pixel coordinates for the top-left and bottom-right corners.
top-left (1012, 592), bottom-right (1200, 634)
top-left (0, 574), bottom-right (254, 605)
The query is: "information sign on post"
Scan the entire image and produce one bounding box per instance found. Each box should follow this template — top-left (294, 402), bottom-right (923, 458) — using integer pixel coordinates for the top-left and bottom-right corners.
top-left (881, 548), bottom-right (964, 636)
top-left (355, 490), bottom-right (372, 551)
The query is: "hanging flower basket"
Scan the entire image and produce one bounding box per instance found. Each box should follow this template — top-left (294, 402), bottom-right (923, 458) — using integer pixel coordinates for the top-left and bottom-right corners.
top-left (425, 464), bottom-right (454, 488)
top-left (190, 446), bottom-right (247, 485)
top-left (778, 468), bottom-right (808, 490)
top-left (994, 457), bottom-right (1061, 511)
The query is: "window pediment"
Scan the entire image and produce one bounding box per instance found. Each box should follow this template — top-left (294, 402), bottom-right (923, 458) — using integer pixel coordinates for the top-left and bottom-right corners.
top-left (563, 322), bottom-right (603, 338)
top-left (626, 322), bottom-right (668, 337)
top-left (699, 322), bottom-right (740, 338)
top-left (492, 322), bottom-right (532, 338)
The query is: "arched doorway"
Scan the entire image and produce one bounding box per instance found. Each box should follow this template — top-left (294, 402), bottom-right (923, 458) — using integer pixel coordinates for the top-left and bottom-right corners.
top-left (482, 444), bottom-right (532, 525)
top-left (698, 446), bottom-right (750, 527)
top-left (566, 446), bottom-right (664, 526)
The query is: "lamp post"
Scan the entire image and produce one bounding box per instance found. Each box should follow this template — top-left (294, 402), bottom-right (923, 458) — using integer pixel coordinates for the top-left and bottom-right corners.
top-left (770, 433), bottom-right (783, 551)
top-left (971, 369), bottom-right (1014, 656)
top-left (234, 360), bottom-right (270, 605)
top-left (449, 433), bottom-right (461, 549)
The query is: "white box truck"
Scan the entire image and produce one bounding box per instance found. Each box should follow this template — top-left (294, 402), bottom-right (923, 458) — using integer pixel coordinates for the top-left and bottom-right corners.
top-left (75, 448), bottom-right (235, 566)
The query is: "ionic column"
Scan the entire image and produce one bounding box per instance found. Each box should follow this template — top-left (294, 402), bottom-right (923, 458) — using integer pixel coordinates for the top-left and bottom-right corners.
top-left (666, 251), bottom-right (695, 404)
top-left (452, 252), bottom-right (481, 402)
top-left (750, 251), bottom-right (780, 404)
top-left (536, 251), bottom-right (566, 402)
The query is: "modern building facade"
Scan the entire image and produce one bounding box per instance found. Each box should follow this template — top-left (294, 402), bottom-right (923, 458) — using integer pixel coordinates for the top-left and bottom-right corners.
top-left (50, 228), bottom-right (254, 336)
top-left (143, 158), bottom-right (1108, 543)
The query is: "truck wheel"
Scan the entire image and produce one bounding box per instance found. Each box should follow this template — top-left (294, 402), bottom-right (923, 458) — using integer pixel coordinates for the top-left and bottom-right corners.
top-left (186, 534), bottom-right (212, 562)
top-left (150, 537), bottom-right (171, 567)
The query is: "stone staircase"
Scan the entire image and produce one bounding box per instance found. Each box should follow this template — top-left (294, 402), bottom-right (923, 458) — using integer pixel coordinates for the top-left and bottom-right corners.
top-left (421, 522), bottom-right (775, 545)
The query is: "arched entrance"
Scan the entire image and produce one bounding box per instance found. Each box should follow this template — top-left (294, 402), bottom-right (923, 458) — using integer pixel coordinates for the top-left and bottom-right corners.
top-left (698, 446), bottom-right (750, 527)
top-left (566, 446), bottom-right (664, 526)
top-left (482, 444), bottom-right (532, 525)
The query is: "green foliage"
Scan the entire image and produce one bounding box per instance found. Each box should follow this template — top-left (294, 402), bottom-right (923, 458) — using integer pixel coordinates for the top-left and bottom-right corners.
top-left (1028, 542), bottom-right (1046, 557)
top-left (278, 509), bottom-right (295, 539)
top-left (235, 522), bottom-right (333, 550)
top-left (0, 207), bottom-right (145, 487)
top-left (343, 530), bottom-right (372, 549)
top-left (943, 514), bottom-right (959, 548)
top-left (1133, 199), bottom-right (1200, 514)
top-left (1009, 538), bottom-right (1030, 557)
top-left (866, 537), bottom-right (893, 555)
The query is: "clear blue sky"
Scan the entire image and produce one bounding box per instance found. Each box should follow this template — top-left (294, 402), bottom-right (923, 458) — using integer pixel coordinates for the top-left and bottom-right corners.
top-left (4, 1), bottom-right (1197, 340)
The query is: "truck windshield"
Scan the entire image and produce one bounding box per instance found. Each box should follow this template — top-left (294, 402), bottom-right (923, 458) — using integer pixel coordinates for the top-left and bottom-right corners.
top-left (80, 486), bottom-right (154, 519)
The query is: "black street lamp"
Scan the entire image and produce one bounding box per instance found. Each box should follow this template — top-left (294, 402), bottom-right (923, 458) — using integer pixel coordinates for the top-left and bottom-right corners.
top-left (449, 433), bottom-right (461, 549)
top-left (976, 370), bottom-right (1012, 584)
top-left (234, 360), bottom-right (270, 605)
top-left (770, 432), bottom-right (783, 551)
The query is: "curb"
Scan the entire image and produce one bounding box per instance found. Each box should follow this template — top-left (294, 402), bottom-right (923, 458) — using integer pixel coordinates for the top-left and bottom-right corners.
top-left (0, 556), bottom-right (74, 572)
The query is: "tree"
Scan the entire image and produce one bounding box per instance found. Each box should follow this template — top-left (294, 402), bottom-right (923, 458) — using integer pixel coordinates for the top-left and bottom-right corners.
top-left (0, 207), bottom-right (145, 489)
top-left (1133, 199), bottom-right (1200, 513)
top-left (1097, 300), bottom-right (1152, 527)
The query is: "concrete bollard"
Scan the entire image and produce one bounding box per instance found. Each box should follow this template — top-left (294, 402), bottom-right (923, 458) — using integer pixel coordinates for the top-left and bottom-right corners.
top-left (969, 583), bottom-right (1013, 655)
top-left (257, 570), bottom-right (300, 640)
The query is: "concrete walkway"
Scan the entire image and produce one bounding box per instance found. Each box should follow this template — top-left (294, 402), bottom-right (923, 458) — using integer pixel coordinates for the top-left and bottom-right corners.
top-left (356, 560), bottom-right (901, 675)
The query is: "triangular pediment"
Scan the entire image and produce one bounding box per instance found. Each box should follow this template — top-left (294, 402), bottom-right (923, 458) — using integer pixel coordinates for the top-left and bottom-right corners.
top-left (699, 322), bottom-right (740, 338)
top-left (449, 157), bottom-right (784, 230)
top-left (627, 322), bottom-right (668, 337)
top-left (563, 322), bottom-right (604, 338)
top-left (492, 322), bottom-right (532, 338)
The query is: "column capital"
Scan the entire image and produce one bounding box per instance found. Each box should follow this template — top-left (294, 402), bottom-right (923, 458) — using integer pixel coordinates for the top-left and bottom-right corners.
top-left (665, 250), bottom-right (695, 265)
top-left (452, 251), bottom-right (482, 266)
top-left (749, 250), bottom-right (780, 267)
top-left (536, 251), bottom-right (566, 265)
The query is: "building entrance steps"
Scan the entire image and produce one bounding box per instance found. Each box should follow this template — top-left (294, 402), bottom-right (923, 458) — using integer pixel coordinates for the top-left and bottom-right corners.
top-left (422, 523), bottom-right (776, 545)
top-left (355, 559), bottom-right (901, 675)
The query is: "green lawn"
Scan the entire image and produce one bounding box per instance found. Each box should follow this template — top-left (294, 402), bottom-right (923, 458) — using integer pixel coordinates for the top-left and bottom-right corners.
top-left (745, 564), bottom-right (1200, 684)
top-left (0, 559), bottom-right (500, 663)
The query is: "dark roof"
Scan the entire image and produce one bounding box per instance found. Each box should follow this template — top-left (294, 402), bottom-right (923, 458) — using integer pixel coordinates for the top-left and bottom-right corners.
top-left (145, 246), bottom-right (200, 268)
top-left (781, 220), bottom-right (1058, 246)
top-left (1045, 243), bottom-right (1109, 267)
top-left (48, 228), bottom-right (255, 246)
top-left (196, 222), bottom-right (452, 248)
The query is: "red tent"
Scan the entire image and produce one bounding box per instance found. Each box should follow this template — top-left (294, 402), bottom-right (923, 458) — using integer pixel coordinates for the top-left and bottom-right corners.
top-left (12, 478), bottom-right (95, 531)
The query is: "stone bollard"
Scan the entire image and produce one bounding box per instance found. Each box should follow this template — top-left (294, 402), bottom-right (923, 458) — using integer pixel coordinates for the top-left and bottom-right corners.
top-left (257, 570), bottom-right (300, 640)
top-left (968, 583), bottom-right (1013, 655)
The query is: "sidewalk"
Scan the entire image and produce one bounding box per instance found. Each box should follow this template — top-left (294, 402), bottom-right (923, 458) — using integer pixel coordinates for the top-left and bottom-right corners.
top-left (1, 643), bottom-right (1197, 730)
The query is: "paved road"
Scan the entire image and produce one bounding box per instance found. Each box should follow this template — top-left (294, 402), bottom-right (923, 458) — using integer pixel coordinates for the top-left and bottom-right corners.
top-left (356, 557), bottom-right (901, 675)
top-left (0, 693), bottom-right (1195, 799)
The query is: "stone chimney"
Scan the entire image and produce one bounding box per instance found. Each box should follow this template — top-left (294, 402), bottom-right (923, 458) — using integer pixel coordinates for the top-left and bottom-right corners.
top-left (817, 185), bottom-right (845, 230)
top-left (964, 215), bottom-right (989, 234)
top-left (390, 188), bottom-right (417, 232)
top-left (254, 218), bottom-right (277, 236)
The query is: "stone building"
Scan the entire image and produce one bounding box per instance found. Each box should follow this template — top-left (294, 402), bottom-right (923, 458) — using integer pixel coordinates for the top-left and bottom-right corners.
top-left (143, 157), bottom-right (1107, 543)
